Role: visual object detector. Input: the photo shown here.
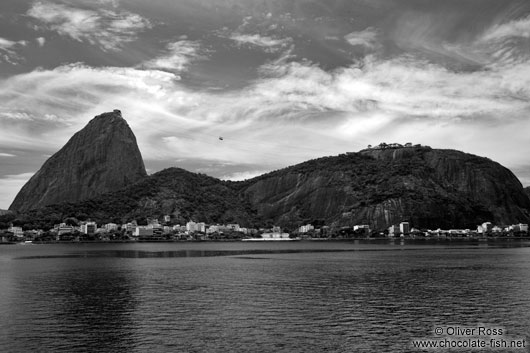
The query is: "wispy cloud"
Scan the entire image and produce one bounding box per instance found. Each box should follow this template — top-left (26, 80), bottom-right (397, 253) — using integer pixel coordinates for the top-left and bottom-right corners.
top-left (27, 1), bottom-right (151, 51)
top-left (344, 27), bottom-right (379, 48)
top-left (481, 16), bottom-right (530, 41)
top-left (142, 40), bottom-right (205, 72)
top-left (0, 37), bottom-right (27, 64)
top-left (0, 153), bottom-right (16, 158)
top-left (0, 38), bottom-right (27, 50)
top-left (227, 33), bottom-right (292, 52)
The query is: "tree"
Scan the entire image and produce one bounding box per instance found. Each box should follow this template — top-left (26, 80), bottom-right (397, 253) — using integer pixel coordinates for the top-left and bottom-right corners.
top-left (64, 217), bottom-right (79, 226)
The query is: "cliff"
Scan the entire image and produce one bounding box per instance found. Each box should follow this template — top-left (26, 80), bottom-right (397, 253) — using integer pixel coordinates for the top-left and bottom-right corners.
top-left (9, 110), bottom-right (147, 212)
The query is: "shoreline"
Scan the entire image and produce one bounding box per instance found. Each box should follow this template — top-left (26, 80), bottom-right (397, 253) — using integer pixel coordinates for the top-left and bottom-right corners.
top-left (2, 237), bottom-right (530, 245)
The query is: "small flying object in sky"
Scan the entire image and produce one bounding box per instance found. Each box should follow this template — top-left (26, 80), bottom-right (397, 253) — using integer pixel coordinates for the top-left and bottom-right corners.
top-left (219, 136), bottom-right (224, 140)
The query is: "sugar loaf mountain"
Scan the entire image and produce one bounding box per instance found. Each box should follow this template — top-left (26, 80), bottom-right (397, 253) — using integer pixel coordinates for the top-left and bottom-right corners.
top-left (7, 110), bottom-right (530, 231)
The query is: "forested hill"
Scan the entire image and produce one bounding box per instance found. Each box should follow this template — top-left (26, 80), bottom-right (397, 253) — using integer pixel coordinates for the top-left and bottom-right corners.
top-left (4, 145), bottom-right (530, 231)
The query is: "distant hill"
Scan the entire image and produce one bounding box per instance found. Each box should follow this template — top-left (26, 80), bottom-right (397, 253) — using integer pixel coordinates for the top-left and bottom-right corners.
top-left (9, 110), bottom-right (146, 212)
top-left (8, 145), bottom-right (530, 231)
top-left (236, 146), bottom-right (530, 230)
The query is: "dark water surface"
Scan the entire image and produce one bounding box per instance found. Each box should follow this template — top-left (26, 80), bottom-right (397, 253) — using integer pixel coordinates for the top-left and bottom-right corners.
top-left (1, 240), bottom-right (530, 352)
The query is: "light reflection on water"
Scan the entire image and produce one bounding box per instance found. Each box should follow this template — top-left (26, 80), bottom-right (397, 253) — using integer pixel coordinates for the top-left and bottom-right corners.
top-left (1, 241), bottom-right (530, 352)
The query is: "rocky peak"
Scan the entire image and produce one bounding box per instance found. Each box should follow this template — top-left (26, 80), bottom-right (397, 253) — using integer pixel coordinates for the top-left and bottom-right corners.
top-left (9, 110), bottom-right (147, 212)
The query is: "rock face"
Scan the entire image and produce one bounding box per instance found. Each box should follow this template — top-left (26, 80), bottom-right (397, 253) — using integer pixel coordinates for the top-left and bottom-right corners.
top-left (9, 110), bottom-right (147, 212)
top-left (526, 187), bottom-right (530, 200)
top-left (237, 146), bottom-right (530, 229)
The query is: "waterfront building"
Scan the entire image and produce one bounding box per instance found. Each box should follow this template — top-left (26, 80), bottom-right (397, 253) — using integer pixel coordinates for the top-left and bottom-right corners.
top-left (480, 222), bottom-right (493, 233)
top-left (492, 226), bottom-right (503, 233)
top-left (134, 226), bottom-right (153, 237)
top-left (146, 223), bottom-right (163, 236)
top-left (57, 223), bottom-right (74, 235)
top-left (519, 224), bottom-right (529, 232)
top-left (226, 224), bottom-right (240, 231)
top-left (81, 222), bottom-right (97, 235)
top-left (399, 222), bottom-right (410, 235)
top-left (8, 226), bottom-right (24, 238)
top-left (197, 222), bottom-right (206, 233)
top-left (105, 223), bottom-right (118, 232)
top-left (299, 224), bottom-right (314, 233)
top-left (388, 225), bottom-right (399, 237)
top-left (261, 232), bottom-right (290, 240)
top-left (122, 222), bottom-right (136, 233)
top-left (173, 225), bottom-right (185, 232)
top-left (186, 221), bottom-right (197, 233)
top-left (354, 225), bottom-right (370, 235)
top-left (207, 225), bottom-right (219, 234)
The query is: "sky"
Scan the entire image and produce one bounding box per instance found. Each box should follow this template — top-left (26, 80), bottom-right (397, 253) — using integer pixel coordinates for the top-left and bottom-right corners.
top-left (1, 0), bottom-right (530, 209)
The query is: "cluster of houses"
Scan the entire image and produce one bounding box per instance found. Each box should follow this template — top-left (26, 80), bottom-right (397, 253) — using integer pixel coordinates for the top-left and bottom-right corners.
top-left (1, 217), bottom-right (529, 243)
top-left (297, 221), bottom-right (529, 238)
top-left (1, 217), bottom-right (263, 242)
top-left (382, 221), bottom-right (527, 238)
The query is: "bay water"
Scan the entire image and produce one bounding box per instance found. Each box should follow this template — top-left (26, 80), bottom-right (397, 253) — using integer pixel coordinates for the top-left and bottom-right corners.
top-left (1, 240), bottom-right (529, 352)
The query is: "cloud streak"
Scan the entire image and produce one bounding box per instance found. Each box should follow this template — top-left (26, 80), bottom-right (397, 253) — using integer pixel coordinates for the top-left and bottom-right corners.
top-left (27, 1), bottom-right (151, 51)
top-left (142, 40), bottom-right (205, 73)
top-left (227, 33), bottom-right (292, 52)
top-left (344, 28), bottom-right (379, 49)
top-left (482, 15), bottom-right (530, 41)
top-left (0, 37), bottom-right (27, 64)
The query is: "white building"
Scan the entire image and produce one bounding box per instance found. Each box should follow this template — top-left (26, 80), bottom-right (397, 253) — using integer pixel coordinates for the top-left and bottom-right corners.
top-left (299, 224), bottom-right (314, 233)
top-left (207, 225), bottom-right (220, 234)
top-left (57, 223), bottom-right (74, 235)
top-left (388, 225), bottom-right (399, 237)
top-left (81, 222), bottom-right (97, 235)
top-left (134, 226), bottom-right (153, 237)
top-left (186, 221), bottom-right (197, 232)
top-left (479, 222), bottom-right (493, 233)
top-left (261, 232), bottom-right (290, 240)
top-left (399, 222), bottom-right (410, 234)
top-left (226, 224), bottom-right (240, 231)
top-left (8, 226), bottom-right (24, 238)
top-left (105, 223), bottom-right (118, 232)
top-left (354, 225), bottom-right (370, 234)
